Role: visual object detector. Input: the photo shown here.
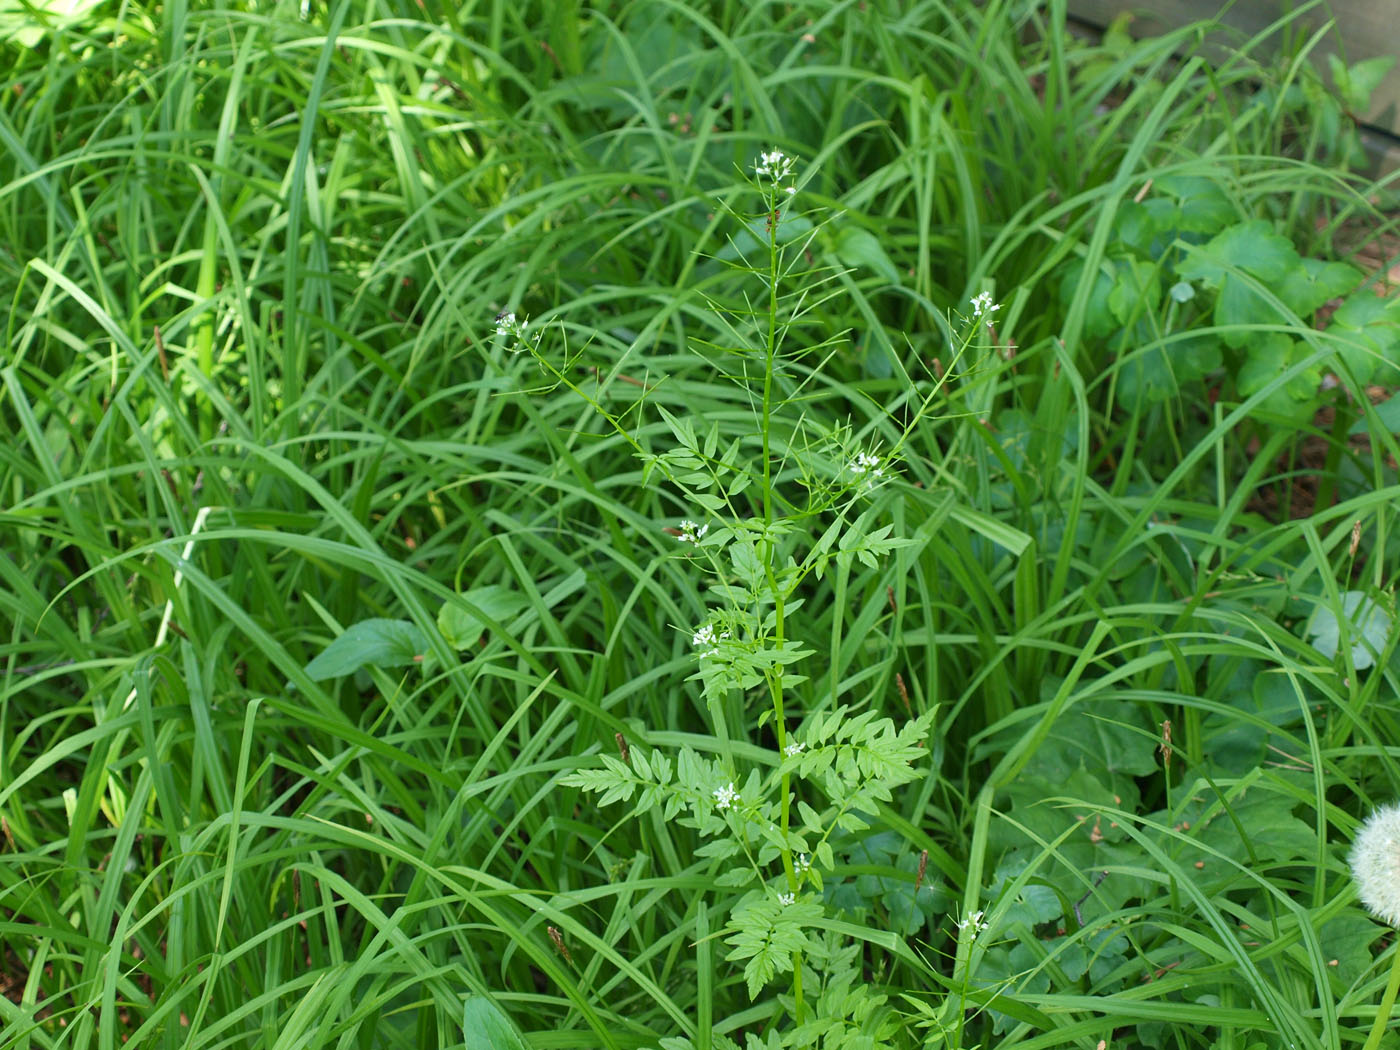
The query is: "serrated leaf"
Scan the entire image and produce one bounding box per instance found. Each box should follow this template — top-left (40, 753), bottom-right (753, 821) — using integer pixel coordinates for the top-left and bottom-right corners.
top-left (304, 619), bottom-right (427, 681)
top-left (715, 867), bottom-right (757, 888)
top-left (1275, 258), bottom-right (1360, 317)
top-left (1177, 220), bottom-right (1300, 285)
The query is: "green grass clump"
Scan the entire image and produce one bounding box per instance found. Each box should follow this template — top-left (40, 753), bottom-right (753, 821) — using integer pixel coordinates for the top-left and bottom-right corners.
top-left (3, 0), bottom-right (1400, 1047)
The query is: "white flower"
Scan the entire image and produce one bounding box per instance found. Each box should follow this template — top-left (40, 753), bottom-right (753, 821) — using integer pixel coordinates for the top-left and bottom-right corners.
top-left (691, 623), bottom-right (729, 658)
top-left (783, 740), bottom-right (805, 758)
top-left (795, 853), bottom-right (811, 874)
top-left (676, 519), bottom-right (708, 544)
top-left (848, 451), bottom-right (886, 486)
top-left (1351, 801), bottom-right (1400, 925)
top-left (493, 311), bottom-right (539, 353)
top-left (784, 186), bottom-right (797, 196)
top-left (969, 291), bottom-right (1000, 320)
top-left (777, 892), bottom-right (795, 906)
top-left (713, 782), bottom-right (739, 811)
top-left (956, 909), bottom-right (988, 939)
top-left (754, 148), bottom-right (796, 182)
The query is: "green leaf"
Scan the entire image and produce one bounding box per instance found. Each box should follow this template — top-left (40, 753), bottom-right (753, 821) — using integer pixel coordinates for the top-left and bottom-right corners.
top-left (438, 585), bottom-right (532, 650)
top-left (0, 0), bottom-right (102, 46)
top-left (1275, 258), bottom-right (1360, 317)
top-left (1106, 257), bottom-right (1161, 324)
top-left (1059, 257), bottom-right (1119, 340)
top-left (1236, 333), bottom-right (1320, 422)
top-left (1351, 394), bottom-right (1400, 435)
top-left (1320, 914), bottom-right (1385, 985)
top-left (1157, 175), bottom-right (1236, 234)
top-left (1176, 220), bottom-right (1299, 286)
top-left (1329, 53), bottom-right (1396, 112)
top-left (463, 996), bottom-right (529, 1050)
top-left (304, 619), bottom-right (427, 680)
top-left (832, 224), bottom-right (900, 284)
top-left (1307, 591), bottom-right (1392, 669)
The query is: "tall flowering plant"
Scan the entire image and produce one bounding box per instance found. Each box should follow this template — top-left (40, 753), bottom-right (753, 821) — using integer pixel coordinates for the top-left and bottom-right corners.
top-left (502, 148), bottom-right (1002, 1041)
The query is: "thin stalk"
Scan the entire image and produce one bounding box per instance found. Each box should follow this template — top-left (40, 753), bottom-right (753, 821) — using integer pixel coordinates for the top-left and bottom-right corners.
top-left (761, 180), bottom-right (803, 1025)
top-left (1361, 940), bottom-right (1400, 1050)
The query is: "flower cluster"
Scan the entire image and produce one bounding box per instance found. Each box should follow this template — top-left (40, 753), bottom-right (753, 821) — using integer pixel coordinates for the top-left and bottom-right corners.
top-left (692, 623), bottom-right (730, 658)
top-left (1351, 801), bottom-right (1400, 925)
top-left (848, 450), bottom-right (885, 485)
top-left (956, 908), bottom-right (988, 939)
top-left (676, 519), bottom-right (708, 544)
top-left (777, 892), bottom-right (795, 907)
top-left (969, 291), bottom-right (1000, 325)
top-left (754, 148), bottom-right (797, 196)
top-left (794, 852), bottom-right (811, 875)
top-left (783, 739), bottom-right (805, 758)
top-left (713, 782), bottom-right (739, 810)
top-left (493, 311), bottom-right (539, 353)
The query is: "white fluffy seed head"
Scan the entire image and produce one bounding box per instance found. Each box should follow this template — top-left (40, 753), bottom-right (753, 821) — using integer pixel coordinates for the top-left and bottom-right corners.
top-left (1350, 801), bottom-right (1400, 926)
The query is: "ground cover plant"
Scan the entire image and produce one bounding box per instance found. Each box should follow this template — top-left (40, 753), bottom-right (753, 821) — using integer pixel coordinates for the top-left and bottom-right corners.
top-left (3, 0), bottom-right (1400, 1047)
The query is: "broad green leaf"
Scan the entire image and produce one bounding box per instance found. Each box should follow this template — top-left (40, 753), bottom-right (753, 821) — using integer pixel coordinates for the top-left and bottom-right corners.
top-left (832, 224), bottom-right (900, 283)
top-left (438, 585), bottom-right (532, 650)
top-left (463, 996), bottom-right (529, 1050)
top-left (1106, 256), bottom-right (1161, 324)
top-left (1176, 220), bottom-right (1299, 285)
top-left (1351, 394), bottom-right (1400, 435)
top-left (1236, 333), bottom-right (1320, 422)
top-left (1320, 914), bottom-right (1384, 985)
top-left (1329, 292), bottom-right (1400, 383)
top-left (1307, 591), bottom-right (1392, 669)
top-left (1275, 258), bottom-right (1360, 317)
top-left (1172, 783), bottom-right (1314, 868)
top-left (1157, 174), bottom-right (1237, 234)
top-left (1059, 258), bottom-right (1119, 340)
top-left (1329, 53), bottom-right (1396, 112)
top-left (304, 619), bottom-right (427, 680)
top-left (0, 0), bottom-right (102, 45)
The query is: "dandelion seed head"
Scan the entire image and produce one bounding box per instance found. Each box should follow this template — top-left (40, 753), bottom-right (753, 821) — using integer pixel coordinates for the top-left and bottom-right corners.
top-left (1351, 801), bottom-right (1400, 925)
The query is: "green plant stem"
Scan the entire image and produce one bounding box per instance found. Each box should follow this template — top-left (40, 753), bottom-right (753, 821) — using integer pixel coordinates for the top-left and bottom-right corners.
top-left (763, 195), bottom-right (778, 529)
top-left (761, 183), bottom-right (804, 1027)
top-left (1362, 937), bottom-right (1400, 1050)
